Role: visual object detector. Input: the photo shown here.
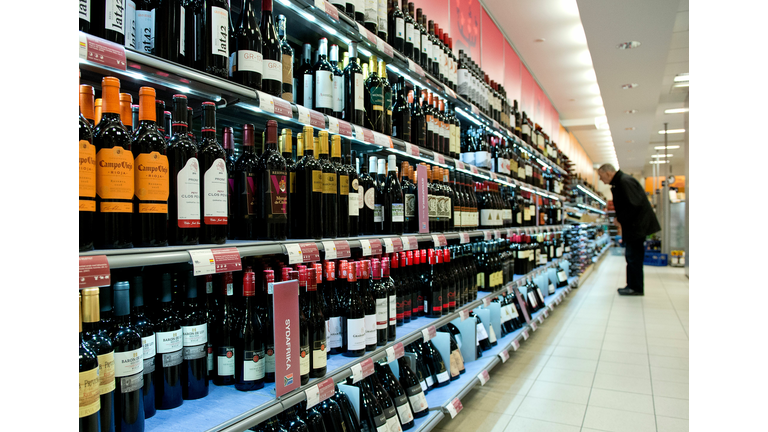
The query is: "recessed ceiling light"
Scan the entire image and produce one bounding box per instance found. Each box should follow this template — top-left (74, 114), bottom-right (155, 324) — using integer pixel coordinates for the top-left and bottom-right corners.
top-left (652, 154), bottom-right (673, 158)
top-left (664, 108), bottom-right (689, 114)
top-left (658, 129), bottom-right (685, 134)
top-left (650, 160), bottom-right (669, 164)
top-left (654, 145), bottom-right (680, 150)
top-left (535, 38), bottom-right (546, 42)
top-left (621, 83), bottom-right (639, 89)
top-left (625, 127), bottom-right (635, 130)
top-left (624, 109), bottom-right (637, 114)
top-left (617, 41), bottom-right (641, 49)
top-left (673, 73), bottom-right (689, 82)
top-left (672, 82), bottom-right (689, 88)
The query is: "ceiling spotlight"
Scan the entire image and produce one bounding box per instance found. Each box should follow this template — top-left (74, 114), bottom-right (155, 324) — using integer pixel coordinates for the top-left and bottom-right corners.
top-left (625, 127), bottom-right (635, 130)
top-left (673, 73), bottom-right (689, 82)
top-left (625, 109), bottom-right (638, 114)
top-left (664, 108), bottom-right (689, 114)
top-left (617, 41), bottom-right (641, 49)
top-left (658, 129), bottom-right (685, 134)
top-left (621, 83), bottom-right (639, 89)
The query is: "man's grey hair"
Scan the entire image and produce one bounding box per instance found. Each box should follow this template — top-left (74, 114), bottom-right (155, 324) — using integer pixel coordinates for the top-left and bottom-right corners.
top-left (598, 163), bottom-right (616, 174)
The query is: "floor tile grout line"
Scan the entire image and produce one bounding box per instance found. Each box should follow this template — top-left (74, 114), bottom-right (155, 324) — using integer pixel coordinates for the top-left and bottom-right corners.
top-left (641, 269), bottom-right (659, 432)
top-left (655, 265), bottom-right (689, 339)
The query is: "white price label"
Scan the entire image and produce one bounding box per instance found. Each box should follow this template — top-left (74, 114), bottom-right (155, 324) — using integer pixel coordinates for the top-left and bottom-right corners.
top-left (506, 229), bottom-right (513, 237)
top-left (386, 346), bottom-right (396, 363)
top-left (328, 116), bottom-right (339, 134)
top-left (189, 249), bottom-right (216, 276)
top-left (510, 340), bottom-right (520, 351)
top-left (522, 330), bottom-right (529, 340)
top-left (353, 124), bottom-right (364, 141)
top-left (257, 91), bottom-right (274, 113)
top-left (305, 385), bottom-right (320, 409)
top-left (499, 349), bottom-right (510, 363)
top-left (459, 309), bottom-right (470, 321)
top-left (482, 297), bottom-right (491, 307)
top-left (484, 231), bottom-right (492, 240)
top-left (455, 160), bottom-right (465, 170)
top-left (431, 234), bottom-right (441, 247)
top-left (477, 370), bottom-right (490, 386)
top-left (359, 239), bottom-right (372, 256)
top-left (459, 233), bottom-right (470, 244)
top-left (350, 363), bottom-right (363, 383)
top-left (383, 238), bottom-right (394, 253)
top-left (434, 153), bottom-right (445, 164)
top-left (494, 230), bottom-right (502, 239)
top-left (322, 241), bottom-right (337, 260)
top-left (400, 236), bottom-right (411, 251)
top-left (404, 142), bottom-right (420, 157)
top-left (531, 321), bottom-right (538, 331)
top-left (538, 315), bottom-right (545, 324)
top-left (373, 131), bottom-right (392, 147)
top-left (507, 285), bottom-right (514, 295)
top-left (285, 243), bottom-right (303, 264)
top-left (421, 328), bottom-right (431, 342)
top-left (297, 105), bottom-right (311, 125)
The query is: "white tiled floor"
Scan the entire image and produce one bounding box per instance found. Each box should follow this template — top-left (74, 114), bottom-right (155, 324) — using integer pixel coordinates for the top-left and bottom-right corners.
top-left (434, 254), bottom-right (690, 432)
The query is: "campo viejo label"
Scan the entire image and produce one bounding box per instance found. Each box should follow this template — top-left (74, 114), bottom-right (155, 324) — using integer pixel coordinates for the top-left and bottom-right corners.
top-left (273, 279), bottom-right (300, 397)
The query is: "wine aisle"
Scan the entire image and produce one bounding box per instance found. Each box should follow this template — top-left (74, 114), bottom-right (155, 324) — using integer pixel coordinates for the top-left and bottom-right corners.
top-left (431, 254), bottom-right (689, 432)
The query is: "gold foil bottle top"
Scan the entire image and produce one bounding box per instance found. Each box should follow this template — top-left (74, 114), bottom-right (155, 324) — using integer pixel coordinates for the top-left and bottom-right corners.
top-left (281, 128), bottom-right (293, 154)
top-left (303, 126), bottom-right (314, 152)
top-left (331, 135), bottom-right (342, 158)
top-left (318, 131), bottom-right (330, 155)
top-left (81, 287), bottom-right (100, 323)
top-left (296, 132), bottom-right (304, 157)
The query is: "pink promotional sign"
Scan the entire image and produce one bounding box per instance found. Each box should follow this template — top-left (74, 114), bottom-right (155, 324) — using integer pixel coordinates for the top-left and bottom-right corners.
top-left (211, 247), bottom-right (243, 273)
top-left (369, 239), bottom-right (383, 256)
top-left (273, 279), bottom-right (301, 397)
top-left (417, 164), bottom-right (429, 233)
top-left (273, 97), bottom-right (293, 118)
top-left (337, 119), bottom-right (353, 137)
top-left (80, 34), bottom-right (127, 71)
top-left (309, 109), bottom-right (326, 128)
top-left (79, 256), bottom-right (111, 289)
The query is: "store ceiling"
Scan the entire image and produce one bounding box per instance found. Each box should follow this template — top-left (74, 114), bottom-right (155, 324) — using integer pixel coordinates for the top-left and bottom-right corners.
top-left (480, 0), bottom-right (688, 177)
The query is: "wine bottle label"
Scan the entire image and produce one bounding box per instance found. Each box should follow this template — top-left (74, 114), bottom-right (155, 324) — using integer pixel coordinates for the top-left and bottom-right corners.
top-left (207, 345), bottom-right (214, 371)
top-left (528, 292), bottom-right (538, 307)
top-left (143, 351), bottom-right (156, 374)
top-left (395, 18), bottom-right (405, 39)
top-left (211, 6), bottom-right (228, 58)
top-left (407, 387), bottom-right (428, 412)
top-left (97, 352), bottom-right (116, 394)
top-left (134, 152), bottom-right (169, 212)
top-left (518, 167), bottom-right (526, 179)
top-left (395, 396), bottom-right (414, 424)
top-left (385, 90), bottom-right (392, 116)
top-left (365, 0), bottom-right (377, 25)
top-left (412, 28), bottom-right (420, 52)
top-left (282, 54), bottom-right (293, 84)
top-left (79, 0), bottom-right (90, 23)
top-left (523, 207), bottom-right (531, 221)
top-left (105, 0), bottom-right (125, 35)
top-left (488, 324), bottom-right (497, 344)
top-left (529, 251), bottom-right (535, 262)
top-left (263, 344), bottom-right (275, 373)
top-left (347, 317), bottom-right (366, 350)
top-left (79, 140), bottom-right (96, 210)
top-left (161, 349), bottom-right (183, 367)
top-left (349, 190), bottom-right (360, 216)
top-left (404, 194), bottom-right (416, 218)
top-left (179, 5), bottom-right (185, 56)
top-left (302, 75), bottom-right (314, 108)
top-left (96, 146), bottom-right (134, 210)
top-left (136, 8), bottom-right (154, 53)
top-left (182, 324), bottom-right (207, 346)
top-left (384, 412), bottom-right (400, 432)
top-left (376, 422), bottom-right (389, 432)
top-left (378, 0), bottom-right (387, 32)
top-left (176, 158), bottom-right (201, 227)
top-left (365, 314), bottom-right (377, 345)
top-left (333, 74), bottom-right (345, 112)
top-left (391, 203), bottom-right (405, 222)
top-left (238, 50), bottom-right (264, 74)
top-left (355, 73), bottom-right (365, 111)
top-left (156, 329), bottom-right (183, 353)
top-left (217, 346), bottom-right (235, 376)
top-left (427, 194), bottom-right (436, 218)
top-left (549, 283), bottom-right (555, 295)
top-left (312, 342), bottom-right (327, 368)
top-left (374, 203), bottom-right (384, 222)
top-left (114, 347), bottom-right (144, 378)
top-left (312, 170), bottom-right (323, 193)
top-left (405, 22), bottom-right (413, 42)
top-left (243, 349), bottom-right (266, 381)
top-left (476, 322), bottom-right (489, 341)
top-left (323, 172), bottom-right (337, 194)
top-left (329, 317), bottom-right (343, 348)
top-left (557, 270), bottom-right (567, 282)
top-left (376, 298), bottom-right (388, 329)
top-left (503, 209), bottom-right (512, 221)
top-left (315, 70), bottom-right (334, 109)
top-left (510, 303), bottom-right (519, 318)
top-left (370, 87), bottom-right (384, 111)
top-left (480, 209), bottom-right (494, 226)
top-left (267, 170), bottom-right (288, 216)
top-left (359, 184), bottom-right (368, 209)
top-left (123, 1), bottom-right (136, 49)
top-left (183, 344), bottom-right (206, 360)
top-left (119, 372), bottom-right (143, 393)
top-left (263, 59), bottom-right (283, 82)
top-left (325, 320), bottom-right (331, 353)
top-left (79, 366), bottom-right (101, 418)
top-left (449, 350), bottom-right (463, 377)
top-left (389, 295), bottom-right (397, 325)
top-left (141, 334), bottom-right (156, 360)
top-left (203, 158), bottom-right (228, 224)
top-left (526, 165), bottom-right (533, 177)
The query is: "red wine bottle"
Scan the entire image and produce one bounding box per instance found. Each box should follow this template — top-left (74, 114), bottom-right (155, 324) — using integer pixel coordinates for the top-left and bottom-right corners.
top-left (258, 120), bottom-right (288, 240)
top-left (110, 281), bottom-right (145, 431)
top-left (81, 288), bottom-right (115, 432)
top-left (234, 124), bottom-right (259, 239)
top-left (231, 0), bottom-right (263, 90)
top-left (297, 43), bottom-right (314, 109)
top-left (296, 268), bottom-right (310, 385)
top-left (364, 375), bottom-right (401, 432)
top-left (80, 84), bottom-right (96, 252)
top-left (182, 271), bottom-right (210, 399)
top-left (236, 268), bottom-right (266, 390)
top-left (307, 268), bottom-right (327, 378)
top-left (358, 379), bottom-right (388, 432)
top-left (213, 272), bottom-right (236, 385)
top-left (198, 102), bottom-right (228, 244)
top-left (382, 257), bottom-right (396, 340)
top-left (317, 132), bottom-right (337, 238)
top-left (222, 127), bottom-right (237, 240)
top-left (91, 0), bottom-right (126, 44)
top-left (260, 0), bottom-right (282, 96)
top-left (202, 0), bottom-right (230, 78)
top-left (361, 260), bottom-right (378, 351)
top-left (313, 38), bottom-right (334, 116)
top-left (167, 95), bottom-right (200, 245)
top-left (154, 273), bottom-right (183, 409)
top-left (396, 357), bottom-right (428, 418)
top-left (343, 42), bottom-right (365, 127)
top-left (332, 136), bottom-right (351, 238)
top-left (384, 155), bottom-right (404, 235)
top-left (374, 362), bottom-right (414, 430)
top-left (129, 276), bottom-right (156, 419)
top-left (155, 0), bottom-right (183, 63)
top-left (80, 294), bottom-right (101, 432)
top-left (343, 262), bottom-right (366, 357)
top-left (328, 261), bottom-right (346, 355)
top-left (371, 259), bottom-right (388, 346)
top-left (358, 155), bottom-right (375, 235)
top-left (131, 87), bottom-right (169, 247)
top-left (276, 15), bottom-right (294, 102)
top-left (94, 77), bottom-right (133, 249)
top-left (294, 127), bottom-right (323, 239)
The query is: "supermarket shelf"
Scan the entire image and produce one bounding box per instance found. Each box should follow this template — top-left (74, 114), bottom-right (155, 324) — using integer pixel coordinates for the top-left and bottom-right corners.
top-left (79, 225), bottom-right (570, 269)
top-left (144, 256), bottom-right (574, 432)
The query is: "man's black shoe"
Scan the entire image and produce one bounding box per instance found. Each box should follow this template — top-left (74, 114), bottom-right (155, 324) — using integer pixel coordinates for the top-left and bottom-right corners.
top-left (618, 288), bottom-right (643, 296)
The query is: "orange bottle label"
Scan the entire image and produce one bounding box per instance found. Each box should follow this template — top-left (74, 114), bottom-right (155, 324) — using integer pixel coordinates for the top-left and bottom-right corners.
top-left (79, 140), bottom-right (97, 202)
top-left (134, 152), bottom-right (170, 205)
top-left (96, 147), bottom-right (134, 200)
top-left (101, 202), bottom-right (133, 213)
top-left (139, 203), bottom-right (169, 213)
top-left (79, 200), bottom-right (96, 212)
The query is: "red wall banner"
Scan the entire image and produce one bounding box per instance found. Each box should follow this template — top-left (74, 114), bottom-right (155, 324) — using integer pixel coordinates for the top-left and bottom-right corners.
top-left (450, 0), bottom-right (482, 64)
top-left (503, 41), bottom-right (521, 108)
top-left (520, 65), bottom-right (535, 118)
top-left (480, 9), bottom-right (504, 84)
top-left (418, 0), bottom-right (450, 36)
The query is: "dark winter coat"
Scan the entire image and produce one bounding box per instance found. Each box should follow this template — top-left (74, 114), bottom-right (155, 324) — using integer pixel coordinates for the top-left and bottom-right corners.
top-left (609, 170), bottom-right (661, 241)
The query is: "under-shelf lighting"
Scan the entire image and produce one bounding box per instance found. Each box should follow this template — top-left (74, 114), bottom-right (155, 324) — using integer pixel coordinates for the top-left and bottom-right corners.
top-left (358, 47), bottom-right (372, 57)
top-left (454, 107), bottom-right (483, 126)
top-left (654, 145), bottom-right (680, 150)
top-left (576, 185), bottom-right (606, 206)
top-left (658, 129), bottom-right (685, 134)
top-left (239, 103), bottom-right (263, 114)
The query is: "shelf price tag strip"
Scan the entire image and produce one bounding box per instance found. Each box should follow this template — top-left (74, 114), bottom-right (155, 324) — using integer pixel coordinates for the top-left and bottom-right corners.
top-left (477, 370), bottom-right (490, 386)
top-left (391, 238), bottom-right (403, 252)
top-left (369, 239), bottom-right (383, 256)
top-left (359, 239), bottom-right (372, 256)
top-left (322, 241), bottom-right (337, 260)
top-left (522, 329), bottom-right (529, 340)
top-left (79, 33), bottom-right (126, 71)
top-left (385, 342), bottom-right (404, 363)
top-left (313, 0), bottom-right (339, 21)
top-left (510, 340), bottom-right (520, 352)
top-left (459, 233), bottom-right (469, 244)
top-left (189, 247), bottom-right (242, 276)
top-left (459, 309), bottom-right (470, 321)
top-left (383, 238), bottom-right (395, 253)
top-left (500, 347), bottom-right (511, 362)
top-left (446, 398), bottom-right (463, 418)
top-left (421, 325), bottom-right (437, 342)
top-left (284, 243), bottom-right (321, 264)
top-left (79, 255), bottom-right (111, 289)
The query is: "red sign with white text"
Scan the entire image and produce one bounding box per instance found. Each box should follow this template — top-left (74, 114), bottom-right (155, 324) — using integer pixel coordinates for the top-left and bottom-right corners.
top-left (211, 247), bottom-right (243, 273)
top-left (79, 256), bottom-right (111, 289)
top-left (273, 279), bottom-right (300, 397)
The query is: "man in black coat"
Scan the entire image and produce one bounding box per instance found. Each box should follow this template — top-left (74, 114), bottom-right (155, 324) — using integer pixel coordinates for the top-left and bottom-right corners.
top-left (598, 164), bottom-right (661, 296)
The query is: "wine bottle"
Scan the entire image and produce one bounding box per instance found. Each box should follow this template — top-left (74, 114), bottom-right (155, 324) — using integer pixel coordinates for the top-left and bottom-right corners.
top-left (80, 84), bottom-right (96, 252)
top-left (343, 262), bottom-right (366, 357)
top-left (258, 120), bottom-right (289, 240)
top-left (276, 15), bottom-right (294, 102)
top-left (201, 0), bottom-right (229, 78)
top-left (234, 268), bottom-right (266, 391)
top-left (358, 379), bottom-right (388, 432)
top-left (369, 259), bottom-right (388, 346)
top-left (317, 131), bottom-right (337, 238)
top-left (329, 44), bottom-right (345, 119)
top-left (294, 127), bottom-right (323, 239)
top-left (231, 0), bottom-right (263, 90)
top-left (407, 343), bottom-right (432, 391)
top-left (262, 270), bottom-right (277, 383)
top-left (316, 392), bottom-right (348, 432)
top-left (297, 43), bottom-right (314, 109)
top-left (328, 261), bottom-right (346, 355)
top-left (167, 95), bottom-right (200, 246)
top-left (313, 38), bottom-right (334, 116)
top-left (365, 375), bottom-right (402, 432)
top-left (364, 0), bottom-right (378, 34)
top-left (388, 0), bottom-right (405, 54)
top-left (373, 158), bottom-right (386, 234)
top-left (392, 76), bottom-right (411, 142)
top-left (332, 384), bottom-right (361, 431)
top-left (128, 276), bottom-right (156, 419)
top-left (82, 288), bottom-right (116, 432)
top-left (260, 0), bottom-right (283, 97)
top-left (379, 60), bottom-right (392, 136)
top-left (212, 272), bottom-right (236, 385)
top-left (424, 340), bottom-right (449, 387)
top-left (198, 102), bottom-right (228, 244)
top-left (328, 136), bottom-right (349, 238)
top-left (233, 124), bottom-right (259, 239)
top-left (444, 326), bottom-right (464, 380)
top-left (307, 268), bottom-right (327, 378)
top-left (381, 257), bottom-right (396, 341)
top-left (281, 405), bottom-right (310, 432)
top-left (358, 155), bottom-right (374, 235)
top-left (396, 357), bottom-right (428, 418)
top-left (110, 281), bottom-right (145, 431)
top-left (445, 323), bottom-right (466, 375)
top-left (153, 0), bottom-right (182, 62)
top-left (91, 0), bottom-right (126, 44)
top-left (80, 294), bottom-right (101, 432)
top-left (374, 362), bottom-right (414, 430)
top-left (377, 0), bottom-right (387, 40)
top-left (343, 42), bottom-right (365, 127)
top-left (94, 77), bottom-right (133, 249)
top-left (364, 56), bottom-right (384, 133)
top-left (258, 416), bottom-right (289, 432)
top-left (181, 271), bottom-right (209, 399)
top-left (474, 312), bottom-right (492, 352)
top-left (153, 274), bottom-right (183, 410)
top-left (222, 127), bottom-right (237, 239)
top-left (118, 93), bottom-right (132, 135)
top-left (393, 253), bottom-right (406, 325)
top-left (410, 86), bottom-right (425, 149)
top-left (301, 401), bottom-right (327, 432)
top-left (384, 155), bottom-right (404, 235)
top-left (359, 260), bottom-right (378, 352)
top-left (354, 0), bottom-right (364, 24)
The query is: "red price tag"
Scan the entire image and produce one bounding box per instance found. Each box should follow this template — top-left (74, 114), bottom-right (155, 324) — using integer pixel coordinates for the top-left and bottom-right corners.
top-left (490, 172), bottom-right (498, 180)
top-left (334, 240), bottom-right (351, 259)
top-left (376, 38), bottom-right (394, 58)
top-left (543, 309), bottom-right (549, 318)
top-left (369, 239), bottom-right (383, 256)
top-left (493, 120), bottom-right (500, 130)
top-left (421, 325), bottom-right (437, 342)
top-left (459, 309), bottom-right (470, 321)
top-left (531, 321), bottom-right (538, 331)
top-left (455, 160), bottom-right (465, 170)
top-left (363, 128), bottom-right (375, 144)
top-left (459, 233), bottom-right (469, 244)
top-left (392, 238), bottom-right (404, 252)
top-left (337, 119), bottom-right (353, 137)
top-left (404, 142), bottom-right (420, 157)
top-left (478, 370), bottom-right (490, 386)
top-left (212, 247), bottom-right (243, 273)
top-left (309, 109), bottom-right (326, 128)
top-left (357, 23), bottom-right (378, 44)
top-left (471, 105), bottom-right (480, 116)
top-left (482, 297), bottom-right (491, 307)
top-left (407, 236), bottom-right (418, 250)
top-left (79, 255), bottom-right (111, 289)
top-left (272, 97), bottom-right (293, 117)
top-left (443, 84), bottom-right (457, 99)
top-left (407, 60), bottom-right (426, 77)
top-left (360, 358), bottom-right (374, 378)
top-left (500, 348), bottom-right (511, 361)
top-left (522, 330), bottom-right (529, 340)
top-left (484, 231), bottom-right (492, 240)
top-left (434, 153), bottom-right (445, 165)
top-left (452, 398), bottom-right (464, 415)
top-left (373, 131), bottom-right (393, 148)
top-left (510, 340), bottom-right (520, 352)
top-left (318, 377), bottom-right (336, 402)
top-left (393, 342), bottom-right (404, 359)
top-left (314, 0), bottom-right (339, 20)
top-left (494, 230), bottom-right (502, 239)
top-left (470, 165), bottom-right (479, 174)
top-left (80, 33), bottom-right (126, 70)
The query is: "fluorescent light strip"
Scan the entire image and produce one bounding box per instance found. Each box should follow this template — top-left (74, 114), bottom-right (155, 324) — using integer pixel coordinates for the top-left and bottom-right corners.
top-left (651, 154), bottom-right (673, 158)
top-left (664, 108), bottom-right (689, 114)
top-left (358, 47), bottom-right (372, 57)
top-left (577, 204), bottom-right (606, 215)
top-left (576, 184), bottom-right (607, 206)
top-left (654, 145), bottom-right (680, 150)
top-left (673, 74), bottom-right (689, 82)
top-left (658, 129), bottom-right (685, 134)
top-left (649, 160), bottom-right (669, 164)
